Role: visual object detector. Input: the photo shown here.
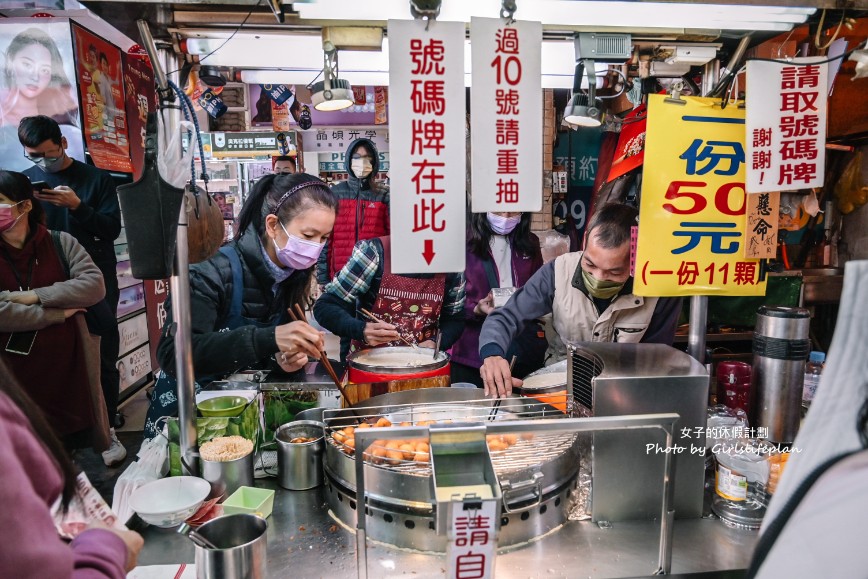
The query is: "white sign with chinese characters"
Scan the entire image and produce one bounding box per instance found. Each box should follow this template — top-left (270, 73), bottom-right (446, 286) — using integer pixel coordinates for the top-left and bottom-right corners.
top-left (746, 58), bottom-right (828, 194)
top-left (447, 499), bottom-right (498, 579)
top-left (388, 19), bottom-right (466, 274)
top-left (470, 17), bottom-right (542, 213)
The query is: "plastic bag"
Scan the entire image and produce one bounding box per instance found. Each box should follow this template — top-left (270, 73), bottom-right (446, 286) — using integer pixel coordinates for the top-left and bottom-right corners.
top-left (157, 110), bottom-right (196, 189)
top-left (535, 229), bottom-right (571, 264)
top-left (112, 434), bottom-right (169, 523)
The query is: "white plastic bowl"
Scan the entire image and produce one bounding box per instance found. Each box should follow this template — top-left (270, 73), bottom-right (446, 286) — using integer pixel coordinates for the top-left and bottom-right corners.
top-left (130, 476), bottom-right (211, 528)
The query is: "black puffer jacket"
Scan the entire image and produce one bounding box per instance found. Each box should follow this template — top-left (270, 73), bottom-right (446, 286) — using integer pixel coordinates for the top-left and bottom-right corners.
top-left (156, 227), bottom-right (284, 379)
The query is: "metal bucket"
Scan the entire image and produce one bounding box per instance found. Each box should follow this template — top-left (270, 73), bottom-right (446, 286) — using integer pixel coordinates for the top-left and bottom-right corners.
top-left (275, 420), bottom-right (325, 490)
top-left (194, 513), bottom-right (267, 579)
top-left (200, 452), bottom-right (254, 499)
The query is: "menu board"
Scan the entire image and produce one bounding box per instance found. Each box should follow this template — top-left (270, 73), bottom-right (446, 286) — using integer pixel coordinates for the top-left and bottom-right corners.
top-left (72, 24), bottom-right (133, 173)
top-left (0, 18), bottom-right (85, 172)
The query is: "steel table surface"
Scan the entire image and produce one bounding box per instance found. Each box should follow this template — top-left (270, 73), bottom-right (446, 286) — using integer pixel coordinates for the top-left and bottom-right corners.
top-left (136, 479), bottom-right (757, 578)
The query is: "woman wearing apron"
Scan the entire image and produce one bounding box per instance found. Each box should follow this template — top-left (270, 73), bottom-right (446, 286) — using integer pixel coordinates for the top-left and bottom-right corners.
top-left (144, 173), bottom-right (337, 438)
top-left (313, 235), bottom-right (465, 362)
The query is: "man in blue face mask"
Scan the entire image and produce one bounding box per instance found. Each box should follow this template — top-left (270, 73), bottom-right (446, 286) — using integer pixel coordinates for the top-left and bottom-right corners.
top-left (478, 204), bottom-right (683, 398)
top-left (18, 115), bottom-right (125, 466)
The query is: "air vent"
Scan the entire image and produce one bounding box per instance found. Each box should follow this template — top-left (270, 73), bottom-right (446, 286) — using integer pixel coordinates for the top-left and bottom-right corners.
top-left (570, 348), bottom-right (603, 412)
top-left (575, 33), bottom-right (632, 63)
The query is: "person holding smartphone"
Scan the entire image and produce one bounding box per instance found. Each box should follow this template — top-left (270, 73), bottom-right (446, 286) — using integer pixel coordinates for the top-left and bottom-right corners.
top-left (0, 170), bottom-right (107, 450)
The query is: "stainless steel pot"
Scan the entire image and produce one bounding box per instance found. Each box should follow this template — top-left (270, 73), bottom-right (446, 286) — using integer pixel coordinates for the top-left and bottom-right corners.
top-left (346, 346), bottom-right (449, 375)
top-left (194, 513), bottom-right (267, 579)
top-left (275, 420), bottom-right (325, 490)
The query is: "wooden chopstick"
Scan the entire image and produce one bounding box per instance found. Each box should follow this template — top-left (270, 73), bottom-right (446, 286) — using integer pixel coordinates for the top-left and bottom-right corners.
top-left (286, 305), bottom-right (351, 403)
top-left (358, 308), bottom-right (420, 351)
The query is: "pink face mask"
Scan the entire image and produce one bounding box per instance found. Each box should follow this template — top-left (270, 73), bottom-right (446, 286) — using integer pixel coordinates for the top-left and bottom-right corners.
top-left (273, 221), bottom-right (325, 270)
top-left (0, 201), bottom-right (25, 233)
top-left (487, 212), bottom-right (521, 235)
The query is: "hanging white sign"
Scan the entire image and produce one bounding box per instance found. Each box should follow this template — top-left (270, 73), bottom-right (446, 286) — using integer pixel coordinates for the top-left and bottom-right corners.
top-left (388, 19), bottom-right (466, 274)
top-left (470, 17), bottom-right (542, 213)
top-left (745, 58), bottom-right (828, 194)
top-left (446, 499), bottom-right (498, 579)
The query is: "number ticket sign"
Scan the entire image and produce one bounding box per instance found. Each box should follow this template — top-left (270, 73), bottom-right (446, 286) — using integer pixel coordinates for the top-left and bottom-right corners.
top-left (634, 95), bottom-right (767, 297)
top-left (745, 59), bottom-right (827, 194)
top-left (447, 500), bottom-right (498, 579)
top-left (470, 17), bottom-right (542, 213)
top-left (389, 20), bottom-right (466, 274)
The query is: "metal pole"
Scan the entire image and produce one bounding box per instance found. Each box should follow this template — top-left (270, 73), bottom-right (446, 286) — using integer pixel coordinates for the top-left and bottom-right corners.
top-left (687, 295), bottom-right (708, 365)
top-left (138, 19), bottom-right (198, 474)
top-left (655, 426), bottom-right (676, 575)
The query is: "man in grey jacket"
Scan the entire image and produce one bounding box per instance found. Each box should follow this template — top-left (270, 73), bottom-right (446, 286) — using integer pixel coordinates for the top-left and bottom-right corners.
top-left (479, 204), bottom-right (682, 397)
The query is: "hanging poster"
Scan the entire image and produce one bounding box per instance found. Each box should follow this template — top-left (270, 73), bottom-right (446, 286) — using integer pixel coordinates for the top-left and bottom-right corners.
top-left (248, 83), bottom-right (273, 127)
top-left (122, 46), bottom-right (155, 180)
top-left (72, 24), bottom-right (132, 173)
top-left (607, 104), bottom-right (646, 182)
top-left (745, 59), bottom-right (828, 194)
top-left (634, 95), bottom-right (766, 297)
top-left (374, 86), bottom-right (388, 125)
top-left (260, 83), bottom-right (293, 106)
top-left (389, 19), bottom-right (466, 274)
top-left (0, 18), bottom-right (85, 172)
top-left (272, 100), bottom-right (291, 132)
top-left (470, 17), bottom-right (542, 213)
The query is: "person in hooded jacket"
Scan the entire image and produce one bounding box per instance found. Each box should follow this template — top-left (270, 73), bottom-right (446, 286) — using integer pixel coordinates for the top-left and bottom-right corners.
top-left (316, 138), bottom-right (389, 287)
top-left (144, 173), bottom-right (337, 438)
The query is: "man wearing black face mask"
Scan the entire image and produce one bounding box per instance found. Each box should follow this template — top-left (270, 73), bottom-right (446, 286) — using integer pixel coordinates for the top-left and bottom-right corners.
top-left (479, 204), bottom-right (682, 398)
top-left (18, 115), bottom-right (125, 466)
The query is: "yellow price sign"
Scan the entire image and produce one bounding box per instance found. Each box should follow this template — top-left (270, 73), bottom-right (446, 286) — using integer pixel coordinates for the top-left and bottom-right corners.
top-left (634, 95), bottom-right (767, 297)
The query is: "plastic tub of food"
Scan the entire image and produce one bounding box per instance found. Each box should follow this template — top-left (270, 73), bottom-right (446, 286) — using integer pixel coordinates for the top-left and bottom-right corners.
top-left (222, 486), bottom-right (276, 518)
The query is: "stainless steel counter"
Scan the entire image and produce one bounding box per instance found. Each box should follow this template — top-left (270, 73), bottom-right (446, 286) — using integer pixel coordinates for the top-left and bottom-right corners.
top-left (135, 480), bottom-right (757, 578)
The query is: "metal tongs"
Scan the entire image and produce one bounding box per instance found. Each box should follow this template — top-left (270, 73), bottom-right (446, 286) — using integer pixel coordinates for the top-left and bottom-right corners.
top-left (488, 355), bottom-right (517, 421)
top-left (359, 308), bottom-right (421, 352)
top-left (177, 523), bottom-right (219, 549)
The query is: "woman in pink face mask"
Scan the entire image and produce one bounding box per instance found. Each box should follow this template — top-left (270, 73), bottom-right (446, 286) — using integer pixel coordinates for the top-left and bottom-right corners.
top-left (449, 211), bottom-right (547, 388)
top-left (146, 174), bottom-right (338, 438)
top-left (0, 170), bottom-right (106, 449)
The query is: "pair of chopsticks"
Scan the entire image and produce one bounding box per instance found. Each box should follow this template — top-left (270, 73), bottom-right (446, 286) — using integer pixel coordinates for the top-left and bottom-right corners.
top-left (358, 308), bottom-right (421, 352)
top-left (286, 304), bottom-right (351, 403)
top-left (488, 356), bottom-right (517, 421)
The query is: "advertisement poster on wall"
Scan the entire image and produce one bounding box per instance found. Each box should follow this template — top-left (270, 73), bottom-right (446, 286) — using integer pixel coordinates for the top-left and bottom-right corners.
top-left (72, 24), bottom-right (133, 173)
top-left (122, 47), bottom-right (155, 180)
top-left (0, 18), bottom-right (85, 172)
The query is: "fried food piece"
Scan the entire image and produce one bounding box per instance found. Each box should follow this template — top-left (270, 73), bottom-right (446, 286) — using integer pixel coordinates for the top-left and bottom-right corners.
top-left (399, 444), bottom-right (415, 460)
top-left (415, 441), bottom-right (429, 453)
top-left (333, 431), bottom-right (347, 444)
top-left (376, 417), bottom-right (392, 428)
top-left (414, 452), bottom-right (430, 462)
top-left (357, 422), bottom-right (372, 429)
top-left (488, 439), bottom-right (509, 452)
top-left (369, 446), bottom-right (387, 465)
top-left (342, 426), bottom-right (356, 436)
top-left (520, 432), bottom-right (535, 441)
top-left (385, 450), bottom-right (404, 465)
top-left (502, 434), bottom-right (518, 446)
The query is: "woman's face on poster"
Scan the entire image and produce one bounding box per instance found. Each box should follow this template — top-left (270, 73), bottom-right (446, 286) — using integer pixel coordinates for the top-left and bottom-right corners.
top-left (10, 43), bottom-right (53, 98)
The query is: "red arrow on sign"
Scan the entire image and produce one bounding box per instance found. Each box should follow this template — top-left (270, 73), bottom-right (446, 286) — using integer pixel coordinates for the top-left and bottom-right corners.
top-left (422, 239), bottom-right (436, 265)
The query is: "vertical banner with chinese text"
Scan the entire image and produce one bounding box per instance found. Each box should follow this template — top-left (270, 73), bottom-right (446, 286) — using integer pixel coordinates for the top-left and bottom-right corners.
top-left (388, 20), bottom-right (466, 274)
top-left (447, 500), bottom-right (498, 579)
top-left (745, 59), bottom-right (827, 194)
top-left (122, 49), bottom-right (155, 181)
top-left (470, 17), bottom-right (542, 213)
top-left (72, 25), bottom-right (133, 173)
top-left (634, 95), bottom-right (767, 297)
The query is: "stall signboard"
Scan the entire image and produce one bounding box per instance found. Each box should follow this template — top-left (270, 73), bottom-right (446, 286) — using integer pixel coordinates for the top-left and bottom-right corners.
top-left (208, 131), bottom-right (296, 158)
top-left (72, 24), bottom-right (133, 173)
top-left (388, 19), bottom-right (466, 273)
top-left (446, 500), bottom-right (498, 579)
top-left (307, 127), bottom-right (389, 153)
top-left (320, 151), bottom-right (389, 173)
top-left (745, 191), bottom-right (781, 259)
top-left (117, 282), bottom-right (146, 319)
top-left (118, 312), bottom-right (149, 357)
top-left (0, 18), bottom-right (85, 172)
top-left (634, 95), bottom-right (767, 297)
top-left (144, 279), bottom-right (170, 370)
top-left (121, 48), bottom-right (156, 180)
top-left (745, 59), bottom-right (827, 194)
top-left (470, 18), bottom-right (542, 213)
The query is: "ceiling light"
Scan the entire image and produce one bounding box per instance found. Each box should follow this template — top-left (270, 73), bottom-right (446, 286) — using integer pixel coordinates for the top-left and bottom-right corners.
top-left (564, 92), bottom-right (602, 127)
top-left (311, 41), bottom-right (354, 111)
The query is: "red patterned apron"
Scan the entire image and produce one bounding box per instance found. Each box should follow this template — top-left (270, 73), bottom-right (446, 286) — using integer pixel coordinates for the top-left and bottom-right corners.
top-left (352, 236), bottom-right (446, 351)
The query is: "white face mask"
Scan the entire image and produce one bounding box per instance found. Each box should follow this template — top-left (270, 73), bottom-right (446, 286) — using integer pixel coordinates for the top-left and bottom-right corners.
top-left (351, 158), bottom-right (373, 179)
